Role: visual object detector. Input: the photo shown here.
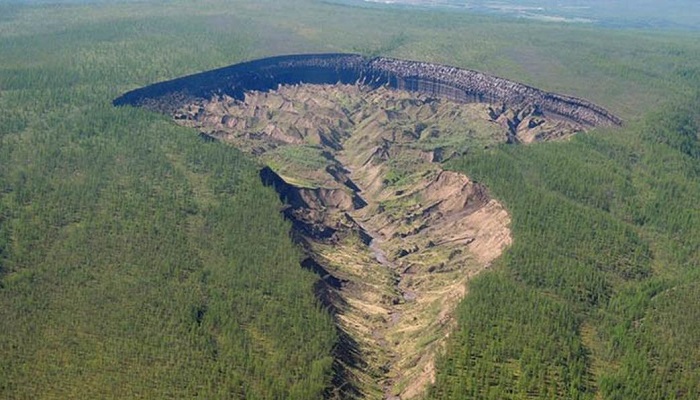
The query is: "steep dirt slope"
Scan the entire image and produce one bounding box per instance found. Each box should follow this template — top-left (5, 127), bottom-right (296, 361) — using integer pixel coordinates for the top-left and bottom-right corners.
top-left (170, 83), bottom-right (588, 398)
top-left (115, 54), bottom-right (622, 129)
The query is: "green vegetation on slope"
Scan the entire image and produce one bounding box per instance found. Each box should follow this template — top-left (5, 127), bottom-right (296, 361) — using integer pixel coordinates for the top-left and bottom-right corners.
top-left (429, 97), bottom-right (700, 399)
top-left (0, 110), bottom-right (336, 399)
top-left (0, 3), bottom-right (336, 399)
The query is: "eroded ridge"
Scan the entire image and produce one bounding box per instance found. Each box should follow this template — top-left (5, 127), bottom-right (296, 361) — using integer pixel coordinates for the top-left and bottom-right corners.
top-left (115, 55), bottom-right (621, 399)
top-left (163, 84), bottom-right (595, 398)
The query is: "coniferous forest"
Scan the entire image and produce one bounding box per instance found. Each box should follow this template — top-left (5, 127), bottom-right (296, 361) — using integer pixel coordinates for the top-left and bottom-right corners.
top-left (1, 0), bottom-right (700, 399)
top-left (431, 102), bottom-right (700, 399)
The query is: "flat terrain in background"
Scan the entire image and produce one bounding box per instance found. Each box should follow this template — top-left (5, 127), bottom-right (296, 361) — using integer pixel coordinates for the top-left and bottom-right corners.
top-left (344, 0), bottom-right (700, 29)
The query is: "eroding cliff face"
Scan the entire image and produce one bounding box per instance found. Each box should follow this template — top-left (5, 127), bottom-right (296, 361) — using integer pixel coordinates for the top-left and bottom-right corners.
top-left (114, 55), bottom-right (621, 399)
top-left (114, 53), bottom-right (622, 129)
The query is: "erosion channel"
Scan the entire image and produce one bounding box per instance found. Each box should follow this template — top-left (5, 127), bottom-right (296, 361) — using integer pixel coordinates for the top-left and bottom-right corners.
top-left (114, 54), bottom-right (620, 399)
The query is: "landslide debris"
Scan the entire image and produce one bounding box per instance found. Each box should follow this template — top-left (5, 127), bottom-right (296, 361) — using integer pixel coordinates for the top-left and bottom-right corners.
top-left (170, 83), bottom-right (591, 399)
top-left (115, 54), bottom-right (621, 399)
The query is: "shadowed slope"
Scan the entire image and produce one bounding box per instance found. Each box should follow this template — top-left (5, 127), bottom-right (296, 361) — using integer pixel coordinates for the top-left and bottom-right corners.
top-left (114, 53), bottom-right (621, 128)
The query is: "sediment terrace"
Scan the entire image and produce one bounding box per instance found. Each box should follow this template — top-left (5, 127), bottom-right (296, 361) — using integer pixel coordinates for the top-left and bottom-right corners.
top-left (114, 54), bottom-right (620, 399)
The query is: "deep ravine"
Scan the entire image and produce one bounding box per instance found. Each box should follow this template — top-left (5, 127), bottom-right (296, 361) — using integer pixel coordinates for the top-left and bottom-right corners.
top-left (114, 55), bottom-right (621, 397)
top-left (168, 84), bottom-right (518, 398)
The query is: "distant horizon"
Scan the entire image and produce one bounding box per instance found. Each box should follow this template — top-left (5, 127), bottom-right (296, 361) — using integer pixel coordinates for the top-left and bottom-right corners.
top-left (339, 0), bottom-right (700, 30)
top-left (5, 0), bottom-right (700, 31)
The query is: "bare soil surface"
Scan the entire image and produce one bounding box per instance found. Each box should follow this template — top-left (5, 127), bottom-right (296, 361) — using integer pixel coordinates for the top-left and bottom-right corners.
top-left (173, 83), bottom-right (585, 399)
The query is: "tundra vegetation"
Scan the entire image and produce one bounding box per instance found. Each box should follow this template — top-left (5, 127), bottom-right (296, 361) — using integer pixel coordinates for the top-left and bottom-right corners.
top-left (0, 0), bottom-right (699, 399)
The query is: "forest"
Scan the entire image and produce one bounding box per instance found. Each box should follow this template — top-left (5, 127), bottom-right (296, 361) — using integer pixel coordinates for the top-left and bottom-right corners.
top-left (1, 0), bottom-right (699, 398)
top-left (430, 100), bottom-right (700, 399)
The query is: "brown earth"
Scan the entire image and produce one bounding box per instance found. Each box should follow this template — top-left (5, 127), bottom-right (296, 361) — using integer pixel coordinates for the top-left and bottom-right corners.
top-left (172, 83), bottom-right (585, 399)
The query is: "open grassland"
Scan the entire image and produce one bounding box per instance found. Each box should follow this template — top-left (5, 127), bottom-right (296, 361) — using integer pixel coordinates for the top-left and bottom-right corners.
top-left (1, 0), bottom-right (699, 398)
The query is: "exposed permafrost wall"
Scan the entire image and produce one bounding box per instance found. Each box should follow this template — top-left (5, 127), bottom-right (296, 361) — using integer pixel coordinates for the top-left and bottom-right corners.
top-left (114, 53), bottom-right (622, 127)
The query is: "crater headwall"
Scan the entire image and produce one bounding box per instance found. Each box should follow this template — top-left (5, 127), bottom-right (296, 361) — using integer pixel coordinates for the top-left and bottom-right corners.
top-left (114, 53), bottom-right (622, 127)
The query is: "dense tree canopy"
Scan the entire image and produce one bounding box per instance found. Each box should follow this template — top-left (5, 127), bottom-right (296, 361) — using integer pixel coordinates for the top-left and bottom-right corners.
top-left (1, 1), bottom-right (700, 398)
top-left (430, 101), bottom-right (700, 399)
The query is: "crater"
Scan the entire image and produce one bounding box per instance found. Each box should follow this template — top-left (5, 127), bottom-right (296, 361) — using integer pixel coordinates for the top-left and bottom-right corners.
top-left (115, 54), bottom-right (620, 399)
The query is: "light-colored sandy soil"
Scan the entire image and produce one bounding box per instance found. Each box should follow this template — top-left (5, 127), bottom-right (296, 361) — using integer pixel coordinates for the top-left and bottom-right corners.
top-left (174, 83), bottom-right (583, 399)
